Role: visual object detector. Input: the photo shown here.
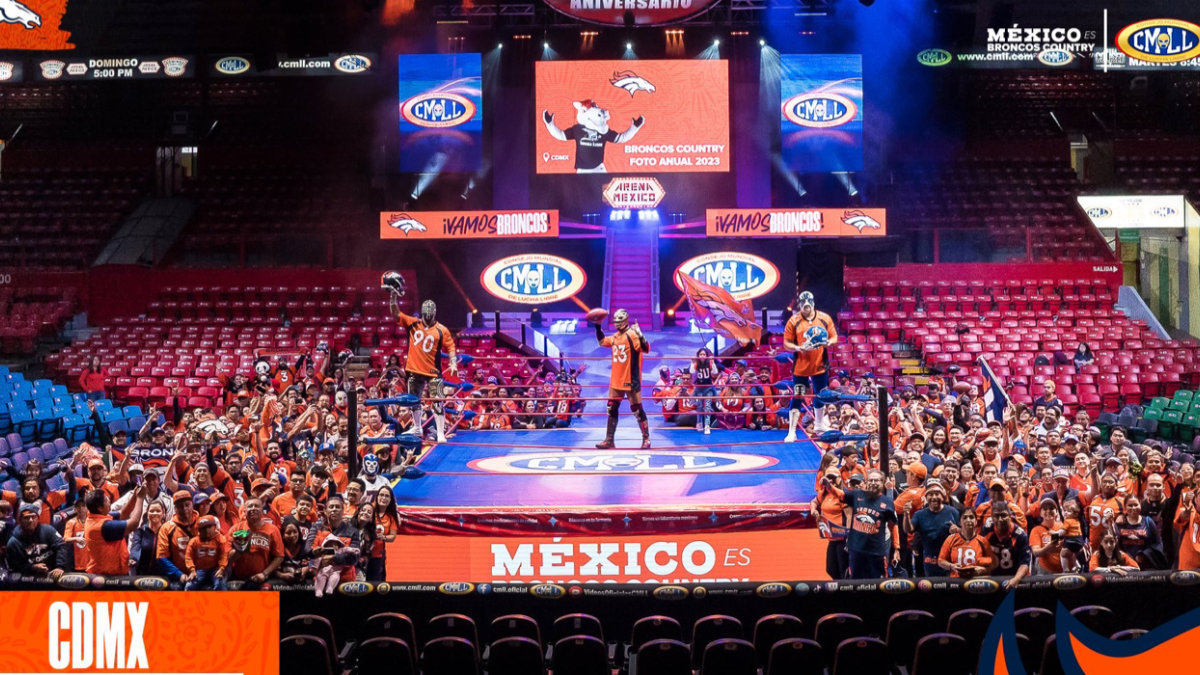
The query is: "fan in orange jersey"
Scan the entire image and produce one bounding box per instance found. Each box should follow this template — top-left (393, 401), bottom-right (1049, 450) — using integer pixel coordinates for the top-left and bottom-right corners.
top-left (1087, 473), bottom-right (1123, 550)
top-left (938, 509), bottom-right (994, 578)
top-left (594, 309), bottom-right (651, 449)
top-left (388, 293), bottom-right (457, 443)
top-left (782, 290), bottom-right (839, 442)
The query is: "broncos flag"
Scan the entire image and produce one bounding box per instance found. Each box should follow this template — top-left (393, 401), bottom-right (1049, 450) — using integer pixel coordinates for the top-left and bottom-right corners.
top-left (676, 270), bottom-right (763, 346)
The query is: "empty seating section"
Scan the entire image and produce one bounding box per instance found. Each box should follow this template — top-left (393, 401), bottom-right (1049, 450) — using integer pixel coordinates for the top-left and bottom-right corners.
top-left (176, 170), bottom-right (372, 263)
top-left (281, 605), bottom-right (1141, 675)
top-left (835, 272), bottom-right (1200, 413)
top-left (42, 280), bottom-right (520, 407)
top-left (1115, 154), bottom-right (1200, 201)
top-left (895, 158), bottom-right (1109, 263)
top-left (0, 167), bottom-right (149, 269)
top-left (968, 73), bottom-right (1114, 139)
top-left (0, 286), bottom-right (77, 356)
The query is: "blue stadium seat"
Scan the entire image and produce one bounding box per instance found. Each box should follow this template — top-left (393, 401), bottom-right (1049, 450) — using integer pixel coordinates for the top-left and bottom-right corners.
top-left (29, 444), bottom-right (48, 466)
top-left (63, 416), bottom-right (90, 445)
top-left (127, 415), bottom-right (146, 431)
top-left (0, 479), bottom-right (17, 492)
top-left (32, 408), bottom-right (59, 441)
top-left (0, 365), bottom-right (9, 378)
top-left (122, 405), bottom-right (143, 419)
top-left (10, 408), bottom-right (35, 442)
top-left (50, 385), bottom-right (69, 399)
top-left (5, 432), bottom-right (23, 454)
top-left (0, 435), bottom-right (9, 457)
top-left (72, 393), bottom-right (88, 408)
top-left (99, 408), bottom-right (121, 424)
top-left (94, 399), bottom-right (114, 411)
top-left (108, 419), bottom-right (130, 437)
top-left (7, 371), bottom-right (26, 384)
top-left (52, 438), bottom-right (70, 459)
top-left (11, 451), bottom-right (29, 472)
top-left (46, 474), bottom-right (68, 491)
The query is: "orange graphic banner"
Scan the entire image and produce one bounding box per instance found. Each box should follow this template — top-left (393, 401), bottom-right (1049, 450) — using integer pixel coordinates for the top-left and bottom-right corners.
top-left (0, 591), bottom-right (279, 675)
top-left (388, 530), bottom-right (809, 583)
top-left (380, 210), bottom-right (560, 240)
top-left (0, 0), bottom-right (74, 50)
top-left (706, 208), bottom-right (888, 237)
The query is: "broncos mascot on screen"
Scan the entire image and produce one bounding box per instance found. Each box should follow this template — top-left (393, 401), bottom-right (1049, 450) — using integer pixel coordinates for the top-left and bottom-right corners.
top-left (542, 99), bottom-right (645, 173)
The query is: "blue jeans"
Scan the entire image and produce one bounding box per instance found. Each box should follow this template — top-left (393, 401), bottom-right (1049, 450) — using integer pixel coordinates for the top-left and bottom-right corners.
top-left (185, 568), bottom-right (228, 591)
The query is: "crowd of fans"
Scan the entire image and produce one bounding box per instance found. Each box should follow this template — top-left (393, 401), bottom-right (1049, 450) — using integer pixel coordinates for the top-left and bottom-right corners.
top-left (4, 333), bottom-right (1200, 588)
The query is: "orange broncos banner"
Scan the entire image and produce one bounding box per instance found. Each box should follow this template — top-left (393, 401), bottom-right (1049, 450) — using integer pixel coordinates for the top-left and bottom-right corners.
top-left (706, 207), bottom-right (887, 237)
top-left (0, 591), bottom-right (279, 675)
top-left (979, 590), bottom-right (1200, 675)
top-left (380, 210), bottom-right (559, 240)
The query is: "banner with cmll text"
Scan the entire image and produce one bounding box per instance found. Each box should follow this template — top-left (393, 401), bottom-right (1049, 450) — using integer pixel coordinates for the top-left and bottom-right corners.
top-left (0, 592), bottom-right (278, 675)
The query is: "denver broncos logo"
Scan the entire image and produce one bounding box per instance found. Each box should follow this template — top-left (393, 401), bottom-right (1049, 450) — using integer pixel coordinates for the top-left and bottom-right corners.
top-left (842, 210), bottom-right (881, 232)
top-left (979, 593), bottom-right (1200, 675)
top-left (610, 70), bottom-right (656, 96)
top-left (387, 213), bottom-right (428, 235)
top-left (0, 0), bottom-right (39, 28)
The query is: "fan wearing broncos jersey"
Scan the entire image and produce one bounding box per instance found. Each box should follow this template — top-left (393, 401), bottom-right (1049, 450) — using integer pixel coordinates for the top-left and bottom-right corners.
top-left (389, 295), bottom-right (457, 442)
top-left (782, 291), bottom-right (839, 442)
top-left (984, 501), bottom-right (1031, 590)
top-left (595, 309), bottom-right (651, 449)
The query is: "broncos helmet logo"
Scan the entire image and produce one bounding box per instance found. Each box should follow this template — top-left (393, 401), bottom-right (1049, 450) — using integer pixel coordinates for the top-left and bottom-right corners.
top-left (0, 0), bottom-right (41, 28)
top-left (610, 70), bottom-right (657, 96)
top-left (842, 210), bottom-right (882, 232)
top-left (387, 212), bottom-right (428, 235)
top-left (800, 325), bottom-right (830, 351)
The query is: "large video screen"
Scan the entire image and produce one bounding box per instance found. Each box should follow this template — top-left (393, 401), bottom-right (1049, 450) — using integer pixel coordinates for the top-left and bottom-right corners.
top-left (535, 60), bottom-right (730, 174)
top-left (398, 53), bottom-right (483, 173)
top-left (780, 54), bottom-right (863, 173)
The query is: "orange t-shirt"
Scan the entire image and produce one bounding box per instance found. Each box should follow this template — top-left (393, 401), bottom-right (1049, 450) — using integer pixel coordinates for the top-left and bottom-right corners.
top-left (229, 520), bottom-right (283, 579)
top-left (186, 535), bottom-right (229, 572)
top-left (63, 517), bottom-right (90, 572)
top-left (939, 532), bottom-right (994, 576)
top-left (602, 330), bottom-right (648, 392)
top-left (83, 513), bottom-right (129, 575)
top-left (1087, 495), bottom-right (1123, 549)
top-left (783, 311), bottom-right (839, 377)
top-left (396, 314), bottom-right (455, 378)
top-left (1030, 525), bottom-right (1063, 573)
top-left (1176, 508), bottom-right (1200, 571)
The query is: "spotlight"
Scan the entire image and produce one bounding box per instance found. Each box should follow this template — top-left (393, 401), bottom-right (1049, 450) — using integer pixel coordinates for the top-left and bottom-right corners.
top-left (498, 43), bottom-right (503, 49)
top-left (627, 42), bottom-right (632, 49)
top-left (759, 39), bottom-right (766, 46)
top-left (544, 42), bottom-right (549, 48)
top-left (713, 39), bottom-right (720, 46)
top-left (664, 308), bottom-right (676, 327)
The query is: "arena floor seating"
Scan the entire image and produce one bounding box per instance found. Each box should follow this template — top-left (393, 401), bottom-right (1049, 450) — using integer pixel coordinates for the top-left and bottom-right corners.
top-left (894, 158), bottom-right (1109, 263)
top-left (278, 603), bottom-right (1146, 675)
top-left (831, 272), bottom-right (1200, 414)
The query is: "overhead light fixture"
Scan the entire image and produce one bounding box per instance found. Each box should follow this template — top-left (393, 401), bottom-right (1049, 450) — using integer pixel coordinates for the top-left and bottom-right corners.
top-left (627, 42), bottom-right (633, 49)
top-left (713, 39), bottom-right (720, 46)
top-left (759, 39), bottom-right (766, 46)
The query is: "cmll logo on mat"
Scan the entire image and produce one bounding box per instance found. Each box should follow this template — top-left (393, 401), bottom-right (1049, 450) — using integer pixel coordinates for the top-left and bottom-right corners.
top-left (470, 450), bottom-right (778, 473)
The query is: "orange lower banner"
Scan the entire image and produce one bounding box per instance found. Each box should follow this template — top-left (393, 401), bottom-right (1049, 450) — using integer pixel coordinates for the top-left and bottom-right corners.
top-left (0, 591), bottom-right (279, 675)
top-left (706, 207), bottom-right (887, 237)
top-left (380, 209), bottom-right (560, 239)
top-left (387, 530), bottom-right (812, 584)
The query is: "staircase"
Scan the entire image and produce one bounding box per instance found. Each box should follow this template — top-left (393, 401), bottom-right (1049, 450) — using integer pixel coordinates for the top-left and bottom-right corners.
top-left (602, 224), bottom-right (660, 329)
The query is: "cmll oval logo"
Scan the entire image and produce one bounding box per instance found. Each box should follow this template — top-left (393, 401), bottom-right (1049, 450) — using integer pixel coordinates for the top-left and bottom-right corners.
top-left (1153, 206), bottom-right (1178, 217)
top-left (1117, 19), bottom-right (1200, 64)
top-left (879, 579), bottom-right (916, 595)
top-left (755, 583), bottom-right (792, 598)
top-left (480, 254), bottom-right (586, 305)
top-left (56, 573), bottom-right (91, 590)
top-left (674, 251), bottom-right (780, 301)
top-left (216, 57), bottom-right (252, 75)
top-left (1052, 574), bottom-right (1087, 591)
top-left (335, 54), bottom-right (372, 73)
top-left (439, 582), bottom-right (475, 595)
top-left (963, 579), bottom-right (1000, 594)
top-left (1086, 207), bottom-right (1112, 219)
top-left (529, 584), bottom-right (566, 599)
top-left (469, 450), bottom-right (778, 474)
top-left (782, 92), bottom-right (858, 129)
top-left (653, 585), bottom-right (690, 600)
top-left (133, 577), bottom-right (170, 591)
top-left (916, 49), bottom-right (952, 66)
top-left (338, 581), bottom-right (374, 596)
top-left (1171, 570), bottom-right (1200, 586)
top-left (1037, 48), bottom-right (1075, 66)
top-left (402, 93), bottom-right (476, 129)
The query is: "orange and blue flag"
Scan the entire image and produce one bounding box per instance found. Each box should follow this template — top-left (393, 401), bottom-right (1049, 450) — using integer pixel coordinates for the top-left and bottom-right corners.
top-left (676, 270), bottom-right (763, 346)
